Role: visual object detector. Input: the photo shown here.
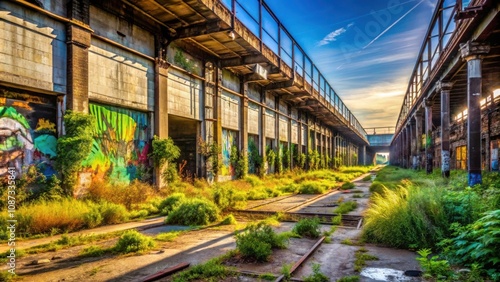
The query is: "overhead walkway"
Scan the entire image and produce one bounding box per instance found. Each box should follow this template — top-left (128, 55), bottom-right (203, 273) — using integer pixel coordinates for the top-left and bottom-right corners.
top-left (391, 0), bottom-right (499, 184)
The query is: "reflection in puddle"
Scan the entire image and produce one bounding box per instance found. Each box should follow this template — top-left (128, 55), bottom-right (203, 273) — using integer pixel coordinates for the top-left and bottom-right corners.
top-left (360, 267), bottom-right (420, 281)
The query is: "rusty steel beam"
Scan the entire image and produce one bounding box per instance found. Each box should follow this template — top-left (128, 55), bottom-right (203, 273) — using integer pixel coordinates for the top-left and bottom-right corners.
top-left (174, 20), bottom-right (225, 39)
top-left (141, 262), bottom-right (190, 282)
top-left (274, 237), bottom-right (326, 282)
top-left (220, 54), bottom-right (268, 68)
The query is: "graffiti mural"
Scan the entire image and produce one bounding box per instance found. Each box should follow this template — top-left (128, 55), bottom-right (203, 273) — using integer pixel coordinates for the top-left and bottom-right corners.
top-left (82, 103), bottom-right (150, 184)
top-left (0, 90), bottom-right (58, 176)
top-left (221, 128), bottom-right (237, 176)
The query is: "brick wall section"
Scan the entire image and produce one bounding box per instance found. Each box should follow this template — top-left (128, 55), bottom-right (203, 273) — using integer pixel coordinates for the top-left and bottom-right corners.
top-left (66, 24), bottom-right (91, 112)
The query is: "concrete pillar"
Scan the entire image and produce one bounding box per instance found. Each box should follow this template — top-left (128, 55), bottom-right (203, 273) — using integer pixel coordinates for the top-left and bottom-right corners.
top-left (214, 67), bottom-right (223, 180)
top-left (240, 82), bottom-right (249, 172)
top-left (414, 113), bottom-right (423, 169)
top-left (260, 90), bottom-right (266, 168)
top-left (287, 105), bottom-right (292, 169)
top-left (410, 119), bottom-right (417, 169)
top-left (66, 0), bottom-right (91, 113)
top-left (424, 98), bottom-right (433, 174)
top-left (438, 81), bottom-right (454, 178)
top-left (460, 41), bottom-right (490, 186)
top-left (359, 145), bottom-right (366, 166)
top-left (153, 56), bottom-right (170, 187)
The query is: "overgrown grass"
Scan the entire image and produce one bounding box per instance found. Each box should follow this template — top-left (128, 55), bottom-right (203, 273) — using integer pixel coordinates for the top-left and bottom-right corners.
top-left (114, 230), bottom-right (155, 254)
top-left (354, 248), bottom-right (378, 272)
top-left (165, 198), bottom-right (220, 226)
top-left (235, 222), bottom-right (287, 262)
top-left (292, 218), bottom-right (321, 238)
top-left (334, 201), bottom-right (358, 214)
top-left (171, 255), bottom-right (235, 282)
top-left (363, 166), bottom-right (500, 281)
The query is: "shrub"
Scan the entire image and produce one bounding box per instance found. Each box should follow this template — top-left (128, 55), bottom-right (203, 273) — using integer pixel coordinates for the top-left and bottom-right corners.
top-left (236, 223), bottom-right (287, 261)
top-left (416, 248), bottom-right (452, 279)
top-left (98, 201), bottom-right (128, 224)
top-left (150, 136), bottom-right (181, 184)
top-left (293, 218), bottom-right (321, 238)
top-left (166, 198), bottom-right (220, 225)
top-left (439, 210), bottom-right (500, 281)
top-left (56, 111), bottom-right (95, 195)
top-left (334, 201), bottom-right (358, 214)
top-left (159, 193), bottom-right (186, 215)
top-left (341, 182), bottom-right (355, 190)
top-left (221, 214), bottom-right (237, 225)
top-left (114, 230), bottom-right (155, 254)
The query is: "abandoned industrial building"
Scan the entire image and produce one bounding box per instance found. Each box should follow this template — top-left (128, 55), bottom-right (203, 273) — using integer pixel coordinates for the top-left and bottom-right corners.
top-left (0, 0), bottom-right (499, 189)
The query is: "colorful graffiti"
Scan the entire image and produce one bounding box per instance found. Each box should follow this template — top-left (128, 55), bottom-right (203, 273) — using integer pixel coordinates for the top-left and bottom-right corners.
top-left (0, 90), bottom-right (58, 177)
top-left (221, 128), bottom-right (237, 176)
top-left (82, 103), bottom-right (150, 184)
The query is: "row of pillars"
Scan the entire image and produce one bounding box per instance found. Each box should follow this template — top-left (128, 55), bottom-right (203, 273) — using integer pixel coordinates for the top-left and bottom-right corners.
top-left (392, 41), bottom-right (490, 187)
top-left (205, 66), bottom-right (364, 178)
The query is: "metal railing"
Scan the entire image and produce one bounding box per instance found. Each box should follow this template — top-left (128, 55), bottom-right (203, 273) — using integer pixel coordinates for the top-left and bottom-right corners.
top-left (220, 0), bottom-right (367, 140)
top-left (395, 0), bottom-right (473, 133)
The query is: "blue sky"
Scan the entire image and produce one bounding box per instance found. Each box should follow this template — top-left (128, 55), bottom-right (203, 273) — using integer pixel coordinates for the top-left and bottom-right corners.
top-left (259, 0), bottom-right (437, 128)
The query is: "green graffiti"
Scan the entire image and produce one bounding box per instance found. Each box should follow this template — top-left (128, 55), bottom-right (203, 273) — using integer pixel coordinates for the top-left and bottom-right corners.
top-left (83, 103), bottom-right (150, 184)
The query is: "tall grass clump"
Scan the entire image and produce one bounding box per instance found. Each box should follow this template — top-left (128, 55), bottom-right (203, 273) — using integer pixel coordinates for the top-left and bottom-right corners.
top-left (362, 185), bottom-right (448, 249)
top-left (165, 198), bottom-right (220, 225)
top-left (12, 198), bottom-right (94, 235)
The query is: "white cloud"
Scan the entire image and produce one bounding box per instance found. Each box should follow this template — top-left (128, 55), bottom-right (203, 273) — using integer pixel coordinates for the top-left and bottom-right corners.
top-left (317, 23), bottom-right (354, 46)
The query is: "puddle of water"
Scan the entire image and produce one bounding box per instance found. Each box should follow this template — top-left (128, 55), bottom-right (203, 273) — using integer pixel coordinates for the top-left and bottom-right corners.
top-left (360, 267), bottom-right (418, 281)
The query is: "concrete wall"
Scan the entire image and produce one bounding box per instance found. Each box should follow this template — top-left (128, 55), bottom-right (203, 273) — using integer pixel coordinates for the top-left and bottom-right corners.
top-left (88, 38), bottom-right (154, 111)
top-left (167, 68), bottom-right (202, 120)
top-left (221, 91), bottom-right (240, 130)
top-left (0, 1), bottom-right (67, 93)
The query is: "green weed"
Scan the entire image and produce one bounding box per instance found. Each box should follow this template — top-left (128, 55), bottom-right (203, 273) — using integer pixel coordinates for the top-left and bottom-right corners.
top-left (293, 218), bottom-right (321, 238)
top-left (334, 201), bottom-right (358, 214)
top-left (303, 263), bottom-right (329, 282)
top-left (236, 223), bottom-right (287, 262)
top-left (113, 230), bottom-right (155, 254)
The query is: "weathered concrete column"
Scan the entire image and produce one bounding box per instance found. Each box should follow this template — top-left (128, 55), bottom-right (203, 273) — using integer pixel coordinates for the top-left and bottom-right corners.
top-left (240, 82), bottom-right (249, 168)
top-left (460, 41), bottom-right (490, 186)
top-left (287, 105), bottom-right (293, 168)
top-left (66, 0), bottom-right (92, 112)
top-left (414, 113), bottom-right (423, 169)
top-left (214, 67), bottom-right (223, 180)
top-left (359, 145), bottom-right (366, 166)
top-left (260, 90), bottom-right (266, 171)
top-left (438, 81), bottom-right (454, 178)
top-left (424, 98), bottom-right (433, 174)
top-left (153, 56), bottom-right (170, 187)
top-left (409, 122), bottom-right (416, 169)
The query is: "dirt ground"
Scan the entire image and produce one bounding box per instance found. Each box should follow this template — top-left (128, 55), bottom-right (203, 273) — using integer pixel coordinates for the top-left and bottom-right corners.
top-left (8, 172), bottom-right (423, 282)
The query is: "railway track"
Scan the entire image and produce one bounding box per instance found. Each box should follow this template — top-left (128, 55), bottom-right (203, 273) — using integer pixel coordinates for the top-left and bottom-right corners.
top-left (233, 187), bottom-right (364, 228)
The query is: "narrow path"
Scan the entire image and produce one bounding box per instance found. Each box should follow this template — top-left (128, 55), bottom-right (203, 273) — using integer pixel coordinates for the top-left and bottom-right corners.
top-left (0, 217), bottom-right (165, 253)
